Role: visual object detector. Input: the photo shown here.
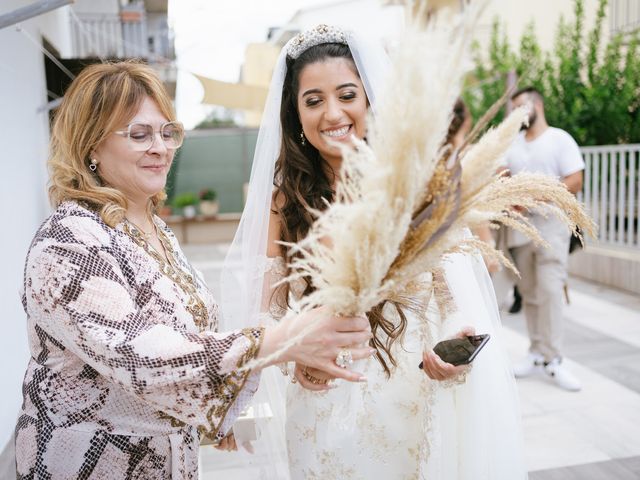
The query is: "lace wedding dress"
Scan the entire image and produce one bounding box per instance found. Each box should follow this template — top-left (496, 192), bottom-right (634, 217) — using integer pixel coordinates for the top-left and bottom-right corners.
top-left (262, 250), bottom-right (526, 479)
top-left (219, 25), bottom-right (527, 480)
top-left (285, 292), bottom-right (430, 479)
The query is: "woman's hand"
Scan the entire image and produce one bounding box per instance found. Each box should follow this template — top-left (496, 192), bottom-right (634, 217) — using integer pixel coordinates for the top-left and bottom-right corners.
top-left (214, 433), bottom-right (237, 452)
top-left (421, 326), bottom-right (475, 381)
top-left (260, 306), bottom-right (374, 383)
top-left (293, 363), bottom-right (336, 391)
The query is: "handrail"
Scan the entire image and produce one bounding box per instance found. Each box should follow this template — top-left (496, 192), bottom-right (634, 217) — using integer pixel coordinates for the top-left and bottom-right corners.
top-left (580, 144), bottom-right (639, 249)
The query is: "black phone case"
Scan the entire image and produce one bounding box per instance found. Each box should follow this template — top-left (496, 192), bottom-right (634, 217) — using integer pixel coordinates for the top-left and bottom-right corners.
top-left (432, 334), bottom-right (490, 366)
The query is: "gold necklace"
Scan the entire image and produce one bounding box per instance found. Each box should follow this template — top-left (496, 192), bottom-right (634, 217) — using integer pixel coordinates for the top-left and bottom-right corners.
top-left (123, 221), bottom-right (209, 331)
top-left (125, 217), bottom-right (155, 238)
top-left (126, 217), bottom-right (172, 264)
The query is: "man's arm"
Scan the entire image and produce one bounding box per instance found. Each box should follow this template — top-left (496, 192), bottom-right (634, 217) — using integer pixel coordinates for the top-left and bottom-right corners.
top-left (562, 170), bottom-right (583, 195)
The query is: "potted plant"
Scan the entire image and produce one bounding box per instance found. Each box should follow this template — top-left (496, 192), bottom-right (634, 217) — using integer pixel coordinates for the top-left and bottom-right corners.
top-left (199, 188), bottom-right (219, 216)
top-left (174, 192), bottom-right (199, 218)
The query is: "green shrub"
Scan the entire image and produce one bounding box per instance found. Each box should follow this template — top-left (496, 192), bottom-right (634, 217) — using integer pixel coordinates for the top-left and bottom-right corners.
top-left (173, 192), bottom-right (199, 208)
top-left (465, 0), bottom-right (640, 146)
top-left (199, 188), bottom-right (217, 201)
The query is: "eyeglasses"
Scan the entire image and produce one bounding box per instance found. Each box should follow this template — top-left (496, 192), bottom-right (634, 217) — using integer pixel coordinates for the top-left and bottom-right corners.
top-left (113, 121), bottom-right (185, 151)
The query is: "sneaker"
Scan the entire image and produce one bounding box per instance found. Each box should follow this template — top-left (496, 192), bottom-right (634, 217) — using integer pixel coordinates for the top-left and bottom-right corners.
top-left (544, 358), bottom-right (582, 392)
top-left (513, 352), bottom-right (544, 378)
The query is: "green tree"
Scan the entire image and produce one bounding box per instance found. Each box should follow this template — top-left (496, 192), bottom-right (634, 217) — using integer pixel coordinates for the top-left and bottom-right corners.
top-left (468, 0), bottom-right (640, 146)
top-left (515, 22), bottom-right (545, 92)
top-left (195, 108), bottom-right (238, 129)
top-left (195, 117), bottom-right (237, 129)
top-left (463, 19), bottom-right (514, 126)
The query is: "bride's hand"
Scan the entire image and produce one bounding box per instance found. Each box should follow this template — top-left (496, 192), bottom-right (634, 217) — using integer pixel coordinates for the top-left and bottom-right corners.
top-left (294, 363), bottom-right (336, 391)
top-left (421, 326), bottom-right (475, 381)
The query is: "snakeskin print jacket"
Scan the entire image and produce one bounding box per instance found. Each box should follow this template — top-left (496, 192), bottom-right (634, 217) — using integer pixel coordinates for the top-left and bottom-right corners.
top-left (15, 201), bottom-right (264, 479)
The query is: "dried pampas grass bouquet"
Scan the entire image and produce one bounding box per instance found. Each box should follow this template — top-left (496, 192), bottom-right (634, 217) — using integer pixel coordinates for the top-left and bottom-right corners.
top-left (251, 1), bottom-right (595, 369)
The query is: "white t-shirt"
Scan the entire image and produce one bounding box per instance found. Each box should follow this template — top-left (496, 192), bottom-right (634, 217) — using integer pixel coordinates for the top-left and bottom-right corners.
top-left (505, 127), bottom-right (585, 178)
top-left (504, 127), bottom-right (584, 248)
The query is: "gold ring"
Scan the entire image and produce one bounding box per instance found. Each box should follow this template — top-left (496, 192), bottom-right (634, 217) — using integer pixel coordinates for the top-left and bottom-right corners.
top-left (302, 367), bottom-right (328, 385)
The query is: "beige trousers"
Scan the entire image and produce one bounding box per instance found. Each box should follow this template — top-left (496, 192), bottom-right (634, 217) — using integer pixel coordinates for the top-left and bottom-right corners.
top-left (511, 216), bottom-right (570, 361)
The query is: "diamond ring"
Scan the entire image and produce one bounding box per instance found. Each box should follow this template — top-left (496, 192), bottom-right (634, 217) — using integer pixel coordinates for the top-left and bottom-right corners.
top-left (335, 348), bottom-right (354, 369)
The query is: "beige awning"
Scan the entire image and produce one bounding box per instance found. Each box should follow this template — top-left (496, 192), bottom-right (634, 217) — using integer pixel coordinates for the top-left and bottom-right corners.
top-left (195, 74), bottom-right (269, 112)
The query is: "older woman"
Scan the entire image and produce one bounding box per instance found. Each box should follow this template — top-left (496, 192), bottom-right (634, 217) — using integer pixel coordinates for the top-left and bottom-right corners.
top-left (14, 62), bottom-right (372, 479)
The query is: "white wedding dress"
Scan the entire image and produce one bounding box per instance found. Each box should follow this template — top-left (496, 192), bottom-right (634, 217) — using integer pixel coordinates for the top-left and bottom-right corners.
top-left (271, 248), bottom-right (527, 479)
top-left (285, 301), bottom-right (429, 479)
top-left (219, 26), bottom-right (527, 480)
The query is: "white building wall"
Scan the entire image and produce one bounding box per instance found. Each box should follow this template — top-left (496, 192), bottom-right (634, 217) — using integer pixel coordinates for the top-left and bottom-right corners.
top-left (277, 0), bottom-right (405, 46)
top-left (475, 0), bottom-right (607, 54)
top-left (0, 1), bottom-right (73, 472)
top-left (72, 0), bottom-right (120, 16)
top-left (276, 0), bottom-right (607, 57)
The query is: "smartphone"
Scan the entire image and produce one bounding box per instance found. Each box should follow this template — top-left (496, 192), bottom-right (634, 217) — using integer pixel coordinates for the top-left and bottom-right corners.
top-left (419, 334), bottom-right (490, 369)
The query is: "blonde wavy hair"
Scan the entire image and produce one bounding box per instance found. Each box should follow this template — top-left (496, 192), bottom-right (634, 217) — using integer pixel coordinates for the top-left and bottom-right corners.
top-left (48, 61), bottom-right (176, 227)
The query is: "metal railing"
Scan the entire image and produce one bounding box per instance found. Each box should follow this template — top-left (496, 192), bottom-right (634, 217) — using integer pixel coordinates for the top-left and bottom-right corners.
top-left (69, 4), bottom-right (150, 59)
top-left (70, 12), bottom-right (129, 58)
top-left (580, 144), bottom-right (640, 249)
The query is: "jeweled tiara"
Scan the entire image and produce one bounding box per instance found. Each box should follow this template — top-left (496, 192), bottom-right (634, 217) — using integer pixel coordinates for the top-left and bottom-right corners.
top-left (285, 24), bottom-right (348, 59)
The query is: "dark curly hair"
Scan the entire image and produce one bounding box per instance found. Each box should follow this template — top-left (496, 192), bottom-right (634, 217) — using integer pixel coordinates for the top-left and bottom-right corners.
top-left (445, 98), bottom-right (470, 146)
top-left (272, 42), bottom-right (407, 377)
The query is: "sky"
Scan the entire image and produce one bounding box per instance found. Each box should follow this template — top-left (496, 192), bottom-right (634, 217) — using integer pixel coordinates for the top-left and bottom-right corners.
top-left (169, 0), bottom-right (330, 128)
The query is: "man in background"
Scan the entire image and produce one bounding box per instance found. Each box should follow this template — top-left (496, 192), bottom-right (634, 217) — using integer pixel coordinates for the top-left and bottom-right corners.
top-left (506, 87), bottom-right (585, 392)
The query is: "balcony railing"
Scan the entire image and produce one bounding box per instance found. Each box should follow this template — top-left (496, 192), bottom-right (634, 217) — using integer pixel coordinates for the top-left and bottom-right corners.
top-left (69, 3), bottom-right (176, 60)
top-left (580, 144), bottom-right (640, 249)
top-left (70, 10), bottom-right (149, 59)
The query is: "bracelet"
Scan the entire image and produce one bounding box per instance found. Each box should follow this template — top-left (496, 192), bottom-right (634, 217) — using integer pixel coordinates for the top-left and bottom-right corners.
top-left (302, 367), bottom-right (329, 385)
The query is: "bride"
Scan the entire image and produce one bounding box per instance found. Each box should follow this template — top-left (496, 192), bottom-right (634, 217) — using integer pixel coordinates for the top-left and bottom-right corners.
top-left (220, 24), bottom-right (527, 479)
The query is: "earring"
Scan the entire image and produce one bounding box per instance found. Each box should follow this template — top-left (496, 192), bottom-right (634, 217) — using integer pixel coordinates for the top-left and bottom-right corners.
top-left (300, 131), bottom-right (306, 146)
top-left (89, 158), bottom-right (98, 172)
